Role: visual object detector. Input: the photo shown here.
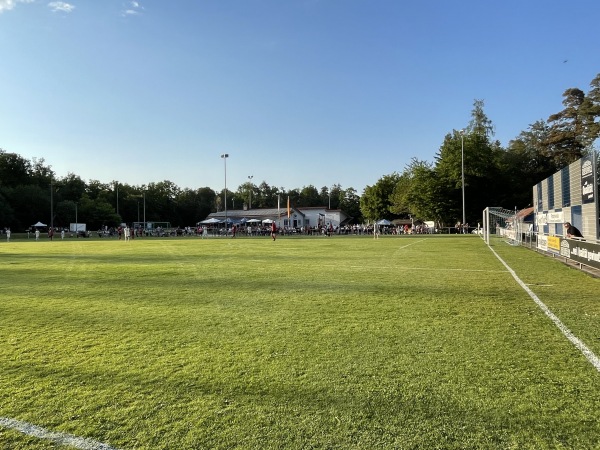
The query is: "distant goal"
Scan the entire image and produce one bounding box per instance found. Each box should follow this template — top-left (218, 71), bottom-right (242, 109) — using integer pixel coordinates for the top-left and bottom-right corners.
top-left (482, 207), bottom-right (521, 245)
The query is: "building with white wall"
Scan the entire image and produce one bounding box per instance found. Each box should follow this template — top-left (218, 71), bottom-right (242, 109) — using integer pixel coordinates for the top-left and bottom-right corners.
top-left (203, 206), bottom-right (352, 230)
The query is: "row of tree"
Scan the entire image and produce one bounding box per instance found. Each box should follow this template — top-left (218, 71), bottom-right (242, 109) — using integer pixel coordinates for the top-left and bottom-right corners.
top-left (2, 73), bottom-right (599, 231)
top-left (360, 73), bottom-right (600, 226)
top-left (0, 153), bottom-right (362, 231)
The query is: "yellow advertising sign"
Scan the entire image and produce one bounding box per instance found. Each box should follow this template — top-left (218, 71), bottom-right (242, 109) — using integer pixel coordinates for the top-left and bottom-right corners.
top-left (547, 236), bottom-right (561, 251)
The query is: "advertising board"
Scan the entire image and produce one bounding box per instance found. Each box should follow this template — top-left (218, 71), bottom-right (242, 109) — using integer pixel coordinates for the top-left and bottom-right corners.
top-left (547, 236), bottom-right (561, 252)
top-left (70, 223), bottom-right (86, 232)
top-left (537, 235), bottom-right (548, 252)
top-left (560, 238), bottom-right (600, 270)
top-left (581, 156), bottom-right (596, 205)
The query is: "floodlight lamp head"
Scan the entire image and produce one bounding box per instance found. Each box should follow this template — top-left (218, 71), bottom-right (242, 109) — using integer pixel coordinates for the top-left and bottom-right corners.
top-left (221, 153), bottom-right (229, 158)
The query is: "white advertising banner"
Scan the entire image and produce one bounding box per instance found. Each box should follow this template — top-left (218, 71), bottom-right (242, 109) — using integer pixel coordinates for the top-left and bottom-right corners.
top-left (536, 213), bottom-right (547, 225)
top-left (537, 235), bottom-right (548, 252)
top-left (546, 211), bottom-right (564, 223)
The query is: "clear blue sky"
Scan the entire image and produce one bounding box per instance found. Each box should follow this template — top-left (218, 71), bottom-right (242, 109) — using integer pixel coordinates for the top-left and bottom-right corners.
top-left (1, 0), bottom-right (599, 194)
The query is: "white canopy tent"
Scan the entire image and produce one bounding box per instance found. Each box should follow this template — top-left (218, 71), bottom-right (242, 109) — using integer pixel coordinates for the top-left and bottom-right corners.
top-left (198, 218), bottom-right (221, 225)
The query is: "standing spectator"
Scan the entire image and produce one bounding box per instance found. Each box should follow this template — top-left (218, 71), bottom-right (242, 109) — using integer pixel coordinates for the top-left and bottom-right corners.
top-left (6, 228), bottom-right (10, 242)
top-left (35, 229), bottom-right (40, 241)
top-left (61, 229), bottom-right (65, 240)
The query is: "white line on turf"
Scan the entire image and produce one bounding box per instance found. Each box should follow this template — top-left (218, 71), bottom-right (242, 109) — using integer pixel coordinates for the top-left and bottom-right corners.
top-left (338, 265), bottom-right (507, 273)
top-left (396, 239), bottom-right (427, 250)
top-left (487, 244), bottom-right (600, 372)
top-left (0, 417), bottom-right (120, 450)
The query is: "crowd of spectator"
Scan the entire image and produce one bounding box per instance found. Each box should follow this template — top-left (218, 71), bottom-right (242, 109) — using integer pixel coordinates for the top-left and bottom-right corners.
top-left (4, 222), bottom-right (444, 240)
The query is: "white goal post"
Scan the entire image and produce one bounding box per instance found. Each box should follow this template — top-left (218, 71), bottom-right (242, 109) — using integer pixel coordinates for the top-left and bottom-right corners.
top-left (482, 207), bottom-right (520, 245)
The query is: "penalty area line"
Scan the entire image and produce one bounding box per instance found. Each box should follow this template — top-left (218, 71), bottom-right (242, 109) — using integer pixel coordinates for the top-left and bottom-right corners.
top-left (0, 417), bottom-right (120, 450)
top-left (486, 244), bottom-right (600, 372)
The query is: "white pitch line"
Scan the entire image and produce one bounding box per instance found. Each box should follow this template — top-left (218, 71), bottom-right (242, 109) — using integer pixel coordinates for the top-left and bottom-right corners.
top-left (0, 417), bottom-right (120, 450)
top-left (487, 244), bottom-right (600, 372)
top-left (396, 239), bottom-right (427, 250)
top-left (336, 265), bottom-right (507, 273)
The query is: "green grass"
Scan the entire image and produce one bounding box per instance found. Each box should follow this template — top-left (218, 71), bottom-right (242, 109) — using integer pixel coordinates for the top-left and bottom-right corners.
top-left (1, 235), bottom-right (599, 449)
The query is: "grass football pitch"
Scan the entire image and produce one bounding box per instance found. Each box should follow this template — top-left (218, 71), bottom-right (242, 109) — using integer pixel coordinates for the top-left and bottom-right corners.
top-left (1, 234), bottom-right (599, 449)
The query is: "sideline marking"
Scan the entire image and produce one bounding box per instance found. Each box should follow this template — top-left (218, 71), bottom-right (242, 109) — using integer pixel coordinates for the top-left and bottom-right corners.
top-left (487, 244), bottom-right (600, 372)
top-left (0, 417), bottom-right (120, 450)
top-left (339, 265), bottom-right (507, 274)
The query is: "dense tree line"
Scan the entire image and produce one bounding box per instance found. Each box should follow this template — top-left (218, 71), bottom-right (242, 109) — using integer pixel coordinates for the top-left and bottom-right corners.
top-left (0, 152), bottom-right (362, 231)
top-left (360, 73), bottom-right (600, 226)
top-left (0, 157), bottom-right (219, 231)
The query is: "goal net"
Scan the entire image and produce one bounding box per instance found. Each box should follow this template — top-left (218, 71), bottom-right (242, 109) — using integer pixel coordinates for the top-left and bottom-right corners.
top-left (482, 207), bottom-right (521, 246)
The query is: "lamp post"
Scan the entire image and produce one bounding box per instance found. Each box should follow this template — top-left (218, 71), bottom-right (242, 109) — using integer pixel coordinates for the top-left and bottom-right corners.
top-left (460, 129), bottom-right (466, 230)
top-left (50, 178), bottom-right (54, 233)
top-left (50, 177), bottom-right (59, 237)
top-left (221, 154), bottom-right (229, 228)
top-left (248, 175), bottom-right (253, 209)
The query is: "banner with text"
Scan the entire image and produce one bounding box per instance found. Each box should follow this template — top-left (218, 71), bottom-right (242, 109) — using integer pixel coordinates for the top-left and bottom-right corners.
top-left (581, 155), bottom-right (596, 205)
top-left (559, 238), bottom-right (600, 270)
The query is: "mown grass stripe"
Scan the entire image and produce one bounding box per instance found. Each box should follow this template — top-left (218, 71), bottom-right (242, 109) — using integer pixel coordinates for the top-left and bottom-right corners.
top-left (0, 417), bottom-right (120, 450)
top-left (487, 243), bottom-right (600, 372)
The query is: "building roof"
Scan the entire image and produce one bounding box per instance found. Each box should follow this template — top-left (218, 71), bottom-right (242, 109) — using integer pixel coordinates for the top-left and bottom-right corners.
top-left (207, 207), bottom-right (305, 220)
top-left (517, 206), bottom-right (534, 218)
top-left (516, 206), bottom-right (535, 223)
top-left (298, 206), bottom-right (344, 212)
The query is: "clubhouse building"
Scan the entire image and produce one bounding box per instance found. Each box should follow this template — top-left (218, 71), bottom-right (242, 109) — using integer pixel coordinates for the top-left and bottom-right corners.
top-left (201, 206), bottom-right (352, 230)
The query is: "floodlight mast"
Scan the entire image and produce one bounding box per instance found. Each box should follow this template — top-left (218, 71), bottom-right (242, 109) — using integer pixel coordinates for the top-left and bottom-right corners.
top-left (460, 129), bottom-right (466, 229)
top-left (248, 175), bottom-right (253, 209)
top-left (50, 177), bottom-right (53, 233)
top-left (221, 154), bottom-right (229, 228)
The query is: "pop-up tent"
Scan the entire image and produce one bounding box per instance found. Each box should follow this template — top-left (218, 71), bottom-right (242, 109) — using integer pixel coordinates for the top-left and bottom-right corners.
top-left (197, 218), bottom-right (221, 225)
top-left (32, 221), bottom-right (47, 227)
